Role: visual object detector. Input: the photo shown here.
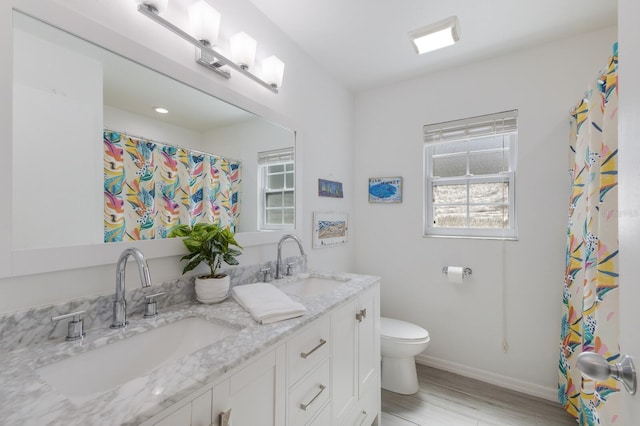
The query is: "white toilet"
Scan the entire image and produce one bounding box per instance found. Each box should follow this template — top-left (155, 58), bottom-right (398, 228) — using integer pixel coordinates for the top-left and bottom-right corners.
top-left (380, 317), bottom-right (430, 395)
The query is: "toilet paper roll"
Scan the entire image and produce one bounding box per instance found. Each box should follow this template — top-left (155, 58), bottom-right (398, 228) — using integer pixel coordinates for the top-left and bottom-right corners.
top-left (447, 266), bottom-right (465, 284)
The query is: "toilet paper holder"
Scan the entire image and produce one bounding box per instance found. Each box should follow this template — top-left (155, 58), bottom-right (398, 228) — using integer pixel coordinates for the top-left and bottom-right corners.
top-left (441, 266), bottom-right (472, 276)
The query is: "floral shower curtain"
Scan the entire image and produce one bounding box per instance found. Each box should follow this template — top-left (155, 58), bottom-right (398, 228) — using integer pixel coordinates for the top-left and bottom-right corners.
top-left (559, 44), bottom-right (619, 425)
top-left (104, 131), bottom-right (241, 242)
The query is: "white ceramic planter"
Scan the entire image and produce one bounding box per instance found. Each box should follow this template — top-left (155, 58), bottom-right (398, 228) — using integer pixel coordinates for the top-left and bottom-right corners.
top-left (195, 274), bottom-right (230, 303)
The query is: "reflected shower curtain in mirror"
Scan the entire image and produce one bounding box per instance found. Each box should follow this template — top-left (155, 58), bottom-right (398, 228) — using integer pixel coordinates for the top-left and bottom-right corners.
top-left (103, 131), bottom-right (241, 242)
top-left (559, 44), bottom-right (619, 425)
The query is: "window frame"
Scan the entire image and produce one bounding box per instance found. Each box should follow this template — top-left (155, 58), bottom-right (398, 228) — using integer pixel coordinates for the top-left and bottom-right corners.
top-left (258, 149), bottom-right (295, 231)
top-left (423, 112), bottom-right (518, 240)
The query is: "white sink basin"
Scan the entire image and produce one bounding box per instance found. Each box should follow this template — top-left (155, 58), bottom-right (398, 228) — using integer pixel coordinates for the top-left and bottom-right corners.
top-left (37, 317), bottom-right (238, 403)
top-left (281, 276), bottom-right (348, 298)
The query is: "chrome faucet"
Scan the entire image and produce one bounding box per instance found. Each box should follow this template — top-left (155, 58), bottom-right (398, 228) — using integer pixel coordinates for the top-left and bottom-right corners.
top-left (111, 248), bottom-right (153, 328)
top-left (275, 234), bottom-right (306, 279)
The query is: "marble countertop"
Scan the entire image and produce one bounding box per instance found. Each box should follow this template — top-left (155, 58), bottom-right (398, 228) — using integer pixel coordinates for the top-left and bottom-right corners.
top-left (0, 272), bottom-right (380, 426)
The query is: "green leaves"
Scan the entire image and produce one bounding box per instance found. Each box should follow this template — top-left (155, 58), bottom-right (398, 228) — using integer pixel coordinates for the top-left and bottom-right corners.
top-left (168, 223), bottom-right (243, 277)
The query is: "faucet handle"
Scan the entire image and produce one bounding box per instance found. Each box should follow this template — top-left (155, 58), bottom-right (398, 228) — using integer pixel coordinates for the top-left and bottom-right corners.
top-left (286, 262), bottom-right (296, 276)
top-left (144, 292), bottom-right (166, 318)
top-left (51, 310), bottom-right (86, 341)
top-left (260, 267), bottom-right (272, 282)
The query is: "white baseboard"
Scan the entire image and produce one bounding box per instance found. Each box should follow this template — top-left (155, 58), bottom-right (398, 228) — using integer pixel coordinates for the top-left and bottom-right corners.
top-left (414, 354), bottom-right (558, 402)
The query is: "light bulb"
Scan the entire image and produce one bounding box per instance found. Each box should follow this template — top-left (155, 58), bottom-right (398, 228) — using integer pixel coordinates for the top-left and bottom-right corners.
top-left (188, 0), bottom-right (221, 45)
top-left (262, 56), bottom-right (285, 88)
top-left (230, 32), bottom-right (257, 69)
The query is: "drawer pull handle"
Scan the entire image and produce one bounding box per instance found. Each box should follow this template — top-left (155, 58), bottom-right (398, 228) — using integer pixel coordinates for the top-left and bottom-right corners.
top-left (300, 384), bottom-right (326, 411)
top-left (358, 410), bottom-right (368, 425)
top-left (300, 339), bottom-right (327, 359)
top-left (356, 308), bottom-right (367, 322)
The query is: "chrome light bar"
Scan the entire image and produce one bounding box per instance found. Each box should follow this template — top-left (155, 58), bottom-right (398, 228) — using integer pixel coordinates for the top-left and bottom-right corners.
top-left (137, 3), bottom-right (278, 94)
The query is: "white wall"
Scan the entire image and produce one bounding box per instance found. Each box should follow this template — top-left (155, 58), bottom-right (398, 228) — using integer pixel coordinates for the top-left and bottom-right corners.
top-left (618, 0), bottom-right (640, 420)
top-left (354, 26), bottom-right (617, 399)
top-left (0, 0), bottom-right (354, 313)
top-left (204, 117), bottom-right (294, 233)
top-left (104, 105), bottom-right (205, 152)
top-left (13, 24), bottom-right (103, 250)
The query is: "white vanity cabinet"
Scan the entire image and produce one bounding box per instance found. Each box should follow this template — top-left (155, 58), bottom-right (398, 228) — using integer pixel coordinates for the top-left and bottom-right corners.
top-left (211, 346), bottom-right (286, 426)
top-left (332, 285), bottom-right (380, 426)
top-left (146, 346), bottom-right (286, 426)
top-left (145, 281), bottom-right (380, 426)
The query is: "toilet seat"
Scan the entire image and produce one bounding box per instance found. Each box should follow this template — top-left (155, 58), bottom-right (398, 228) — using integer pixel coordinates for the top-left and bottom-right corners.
top-left (381, 317), bottom-right (430, 343)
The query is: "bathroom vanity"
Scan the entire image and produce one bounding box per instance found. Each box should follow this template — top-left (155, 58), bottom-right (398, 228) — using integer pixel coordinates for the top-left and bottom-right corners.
top-left (0, 273), bottom-right (380, 425)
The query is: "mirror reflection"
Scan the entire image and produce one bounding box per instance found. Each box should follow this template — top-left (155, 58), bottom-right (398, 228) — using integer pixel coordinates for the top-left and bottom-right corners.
top-left (12, 12), bottom-right (295, 251)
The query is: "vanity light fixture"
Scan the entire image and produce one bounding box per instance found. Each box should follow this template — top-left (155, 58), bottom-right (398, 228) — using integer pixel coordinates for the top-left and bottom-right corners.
top-left (153, 106), bottom-right (169, 114)
top-left (136, 0), bottom-right (168, 15)
top-left (409, 16), bottom-right (460, 55)
top-left (136, 0), bottom-right (282, 93)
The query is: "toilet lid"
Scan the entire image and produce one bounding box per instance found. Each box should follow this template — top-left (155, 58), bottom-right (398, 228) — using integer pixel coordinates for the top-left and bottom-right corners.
top-left (380, 317), bottom-right (429, 342)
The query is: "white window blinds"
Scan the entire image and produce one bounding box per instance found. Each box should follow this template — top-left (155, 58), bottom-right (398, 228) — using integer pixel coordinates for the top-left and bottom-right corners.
top-left (424, 110), bottom-right (518, 144)
top-left (257, 147), bottom-right (294, 165)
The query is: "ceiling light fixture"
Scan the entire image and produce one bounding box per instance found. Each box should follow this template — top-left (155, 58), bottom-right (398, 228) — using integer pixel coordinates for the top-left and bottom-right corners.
top-left (136, 1), bottom-right (283, 93)
top-left (409, 16), bottom-right (460, 55)
top-left (153, 106), bottom-right (169, 114)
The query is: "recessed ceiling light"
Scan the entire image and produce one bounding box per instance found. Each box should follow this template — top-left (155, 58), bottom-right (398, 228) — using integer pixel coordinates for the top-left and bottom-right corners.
top-left (409, 16), bottom-right (460, 55)
top-left (153, 106), bottom-right (169, 114)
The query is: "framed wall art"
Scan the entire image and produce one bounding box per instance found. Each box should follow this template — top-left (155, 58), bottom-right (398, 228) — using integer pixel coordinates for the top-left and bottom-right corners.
top-left (318, 178), bottom-right (343, 198)
top-left (312, 212), bottom-right (348, 248)
top-left (368, 176), bottom-right (402, 203)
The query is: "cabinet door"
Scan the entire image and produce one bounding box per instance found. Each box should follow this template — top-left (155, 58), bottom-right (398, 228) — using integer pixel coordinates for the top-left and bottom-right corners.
top-left (191, 389), bottom-right (213, 426)
top-left (332, 298), bottom-right (358, 422)
top-left (153, 403), bottom-right (191, 426)
top-left (357, 287), bottom-right (378, 396)
top-left (221, 346), bottom-right (286, 426)
top-left (152, 389), bottom-right (212, 426)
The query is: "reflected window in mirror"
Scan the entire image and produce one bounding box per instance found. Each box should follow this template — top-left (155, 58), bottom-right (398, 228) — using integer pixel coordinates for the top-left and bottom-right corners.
top-left (258, 148), bottom-right (295, 230)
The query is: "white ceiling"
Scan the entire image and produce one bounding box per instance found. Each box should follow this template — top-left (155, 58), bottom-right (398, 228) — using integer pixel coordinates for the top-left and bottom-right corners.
top-left (248, 0), bottom-right (617, 93)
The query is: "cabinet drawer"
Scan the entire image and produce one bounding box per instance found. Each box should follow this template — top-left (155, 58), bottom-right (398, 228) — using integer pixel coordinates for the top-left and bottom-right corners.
top-left (288, 358), bottom-right (330, 426)
top-left (307, 400), bottom-right (331, 426)
top-left (287, 315), bottom-right (330, 385)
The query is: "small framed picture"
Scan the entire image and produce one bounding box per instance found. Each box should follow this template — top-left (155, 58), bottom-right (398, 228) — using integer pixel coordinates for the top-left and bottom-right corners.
top-left (368, 176), bottom-right (402, 203)
top-left (312, 212), bottom-right (348, 248)
top-left (318, 179), bottom-right (343, 198)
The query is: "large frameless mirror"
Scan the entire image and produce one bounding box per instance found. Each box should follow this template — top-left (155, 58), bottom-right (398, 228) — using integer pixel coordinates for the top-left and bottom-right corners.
top-left (12, 11), bottom-right (296, 255)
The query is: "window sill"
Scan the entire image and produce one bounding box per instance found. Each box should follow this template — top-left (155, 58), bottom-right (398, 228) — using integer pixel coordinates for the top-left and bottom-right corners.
top-left (422, 234), bottom-right (518, 241)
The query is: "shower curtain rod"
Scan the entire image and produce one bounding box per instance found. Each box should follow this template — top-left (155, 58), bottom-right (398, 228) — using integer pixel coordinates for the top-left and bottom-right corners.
top-left (570, 61), bottom-right (612, 114)
top-left (103, 128), bottom-right (242, 164)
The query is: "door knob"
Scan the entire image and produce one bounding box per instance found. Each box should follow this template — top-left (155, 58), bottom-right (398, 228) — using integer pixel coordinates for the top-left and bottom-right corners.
top-left (576, 352), bottom-right (637, 395)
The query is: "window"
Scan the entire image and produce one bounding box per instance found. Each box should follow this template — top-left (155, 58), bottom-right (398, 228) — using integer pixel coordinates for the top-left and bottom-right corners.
top-left (424, 110), bottom-right (517, 239)
top-left (258, 148), bottom-right (295, 230)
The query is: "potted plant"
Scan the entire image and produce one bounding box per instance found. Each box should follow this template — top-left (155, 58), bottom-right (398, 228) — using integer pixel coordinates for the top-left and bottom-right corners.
top-left (169, 223), bottom-right (242, 303)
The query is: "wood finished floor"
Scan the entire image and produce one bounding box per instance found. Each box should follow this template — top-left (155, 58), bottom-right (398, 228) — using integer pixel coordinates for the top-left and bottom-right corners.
top-left (381, 364), bottom-right (577, 426)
